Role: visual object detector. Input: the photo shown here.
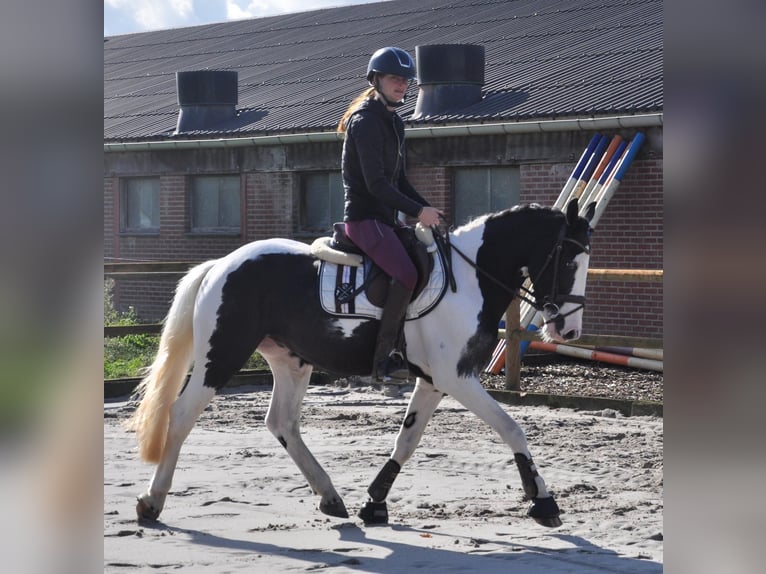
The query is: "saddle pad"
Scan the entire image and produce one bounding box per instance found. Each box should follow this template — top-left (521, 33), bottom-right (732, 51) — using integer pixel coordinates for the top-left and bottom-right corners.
top-left (318, 250), bottom-right (447, 320)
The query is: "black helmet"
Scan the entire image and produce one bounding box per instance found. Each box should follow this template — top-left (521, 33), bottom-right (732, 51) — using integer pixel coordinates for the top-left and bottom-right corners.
top-left (366, 47), bottom-right (416, 83)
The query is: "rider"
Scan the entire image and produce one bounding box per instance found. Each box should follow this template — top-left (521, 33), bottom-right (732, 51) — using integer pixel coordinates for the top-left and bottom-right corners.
top-left (337, 46), bottom-right (443, 382)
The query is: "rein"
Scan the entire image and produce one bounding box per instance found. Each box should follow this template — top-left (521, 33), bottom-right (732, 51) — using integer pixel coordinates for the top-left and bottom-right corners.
top-left (431, 221), bottom-right (589, 325)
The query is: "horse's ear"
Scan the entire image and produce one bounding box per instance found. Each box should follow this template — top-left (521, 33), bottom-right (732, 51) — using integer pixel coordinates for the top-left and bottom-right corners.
top-left (584, 201), bottom-right (596, 223)
top-left (565, 198), bottom-right (579, 225)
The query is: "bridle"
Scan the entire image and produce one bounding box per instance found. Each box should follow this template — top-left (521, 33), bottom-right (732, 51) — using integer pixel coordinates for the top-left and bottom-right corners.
top-left (433, 222), bottom-right (591, 325)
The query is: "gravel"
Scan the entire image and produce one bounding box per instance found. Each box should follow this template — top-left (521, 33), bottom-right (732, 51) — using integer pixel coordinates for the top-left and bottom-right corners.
top-left (481, 353), bottom-right (663, 403)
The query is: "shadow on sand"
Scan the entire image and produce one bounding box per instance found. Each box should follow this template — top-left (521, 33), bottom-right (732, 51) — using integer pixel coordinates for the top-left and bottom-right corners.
top-left (147, 520), bottom-right (661, 574)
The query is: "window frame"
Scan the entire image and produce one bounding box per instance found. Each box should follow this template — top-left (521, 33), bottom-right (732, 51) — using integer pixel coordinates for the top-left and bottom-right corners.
top-left (189, 174), bottom-right (242, 235)
top-left (297, 170), bottom-right (344, 236)
top-left (452, 166), bottom-right (520, 227)
top-left (119, 176), bottom-right (160, 234)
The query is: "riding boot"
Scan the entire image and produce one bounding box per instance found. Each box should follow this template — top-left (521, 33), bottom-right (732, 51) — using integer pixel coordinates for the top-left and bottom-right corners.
top-left (373, 279), bottom-right (413, 382)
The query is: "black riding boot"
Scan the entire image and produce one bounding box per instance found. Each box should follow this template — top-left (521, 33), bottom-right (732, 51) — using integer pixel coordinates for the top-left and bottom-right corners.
top-left (373, 279), bottom-right (413, 382)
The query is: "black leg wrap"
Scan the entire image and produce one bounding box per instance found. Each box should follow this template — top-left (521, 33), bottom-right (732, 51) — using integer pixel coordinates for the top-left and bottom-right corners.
top-left (514, 453), bottom-right (540, 500)
top-left (358, 500), bottom-right (389, 525)
top-left (367, 459), bottom-right (401, 502)
top-left (528, 496), bottom-right (562, 528)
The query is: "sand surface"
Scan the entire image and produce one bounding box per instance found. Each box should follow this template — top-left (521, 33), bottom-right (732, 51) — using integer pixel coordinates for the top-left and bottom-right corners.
top-left (105, 383), bottom-right (663, 573)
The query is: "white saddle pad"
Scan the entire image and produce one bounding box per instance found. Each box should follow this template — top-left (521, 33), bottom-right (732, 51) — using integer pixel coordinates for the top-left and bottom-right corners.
top-left (318, 250), bottom-right (447, 320)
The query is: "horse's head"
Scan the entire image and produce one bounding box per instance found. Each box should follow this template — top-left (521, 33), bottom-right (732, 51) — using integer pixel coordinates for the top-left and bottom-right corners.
top-left (529, 198), bottom-right (595, 343)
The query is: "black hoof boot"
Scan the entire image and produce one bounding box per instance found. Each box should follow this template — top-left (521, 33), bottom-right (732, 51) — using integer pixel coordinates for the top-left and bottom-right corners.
top-left (319, 497), bottom-right (349, 518)
top-left (528, 496), bottom-right (562, 528)
top-left (358, 500), bottom-right (389, 525)
top-left (136, 497), bottom-right (160, 524)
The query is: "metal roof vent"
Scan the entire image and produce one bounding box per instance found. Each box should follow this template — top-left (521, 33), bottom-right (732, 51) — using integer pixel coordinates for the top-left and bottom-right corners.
top-left (174, 70), bottom-right (238, 134)
top-left (412, 44), bottom-right (485, 120)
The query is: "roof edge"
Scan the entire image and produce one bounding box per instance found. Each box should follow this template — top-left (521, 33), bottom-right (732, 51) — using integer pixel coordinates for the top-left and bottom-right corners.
top-left (103, 113), bottom-right (663, 152)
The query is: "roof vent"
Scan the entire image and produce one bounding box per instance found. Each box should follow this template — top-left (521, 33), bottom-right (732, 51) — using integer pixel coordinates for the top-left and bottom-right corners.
top-left (174, 70), bottom-right (238, 134)
top-left (412, 44), bottom-right (485, 120)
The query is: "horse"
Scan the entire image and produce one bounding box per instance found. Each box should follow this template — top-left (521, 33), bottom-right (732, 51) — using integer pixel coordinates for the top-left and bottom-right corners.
top-left (126, 198), bottom-right (596, 528)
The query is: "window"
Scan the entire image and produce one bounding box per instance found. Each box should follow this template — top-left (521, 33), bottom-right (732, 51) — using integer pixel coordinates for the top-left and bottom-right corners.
top-left (191, 175), bottom-right (241, 233)
top-left (453, 167), bottom-right (520, 226)
top-left (121, 177), bottom-right (160, 232)
top-left (300, 171), bottom-right (344, 233)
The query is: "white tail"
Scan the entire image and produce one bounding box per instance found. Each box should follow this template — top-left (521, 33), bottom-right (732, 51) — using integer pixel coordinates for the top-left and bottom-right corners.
top-left (125, 260), bottom-right (218, 463)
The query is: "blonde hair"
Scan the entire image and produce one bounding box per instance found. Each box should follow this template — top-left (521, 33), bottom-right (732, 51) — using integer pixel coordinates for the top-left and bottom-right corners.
top-left (337, 87), bottom-right (376, 133)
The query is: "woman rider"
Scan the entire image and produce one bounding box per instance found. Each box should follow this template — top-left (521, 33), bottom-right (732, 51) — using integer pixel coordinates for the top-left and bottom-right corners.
top-left (337, 46), bottom-right (443, 382)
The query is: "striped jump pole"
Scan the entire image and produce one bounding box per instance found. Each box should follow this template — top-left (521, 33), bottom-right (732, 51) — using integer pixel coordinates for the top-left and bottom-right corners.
top-left (579, 136), bottom-right (627, 212)
top-left (556, 133), bottom-right (603, 208)
top-left (529, 340), bottom-right (663, 372)
top-left (590, 131), bottom-right (645, 227)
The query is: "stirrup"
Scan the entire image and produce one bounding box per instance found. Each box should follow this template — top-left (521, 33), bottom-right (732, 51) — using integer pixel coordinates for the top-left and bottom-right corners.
top-left (375, 352), bottom-right (410, 382)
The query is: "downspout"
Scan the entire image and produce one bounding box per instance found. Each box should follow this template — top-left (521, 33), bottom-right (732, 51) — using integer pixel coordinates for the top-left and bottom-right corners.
top-left (103, 113), bottom-right (663, 152)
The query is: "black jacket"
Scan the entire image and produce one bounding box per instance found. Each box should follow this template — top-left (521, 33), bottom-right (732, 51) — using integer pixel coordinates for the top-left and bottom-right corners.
top-left (342, 98), bottom-right (429, 226)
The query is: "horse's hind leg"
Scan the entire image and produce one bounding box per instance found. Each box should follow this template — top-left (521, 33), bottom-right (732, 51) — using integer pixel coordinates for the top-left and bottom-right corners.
top-left (136, 365), bottom-right (216, 522)
top-left (359, 378), bottom-right (444, 524)
top-left (262, 342), bottom-right (348, 518)
top-left (440, 376), bottom-right (562, 528)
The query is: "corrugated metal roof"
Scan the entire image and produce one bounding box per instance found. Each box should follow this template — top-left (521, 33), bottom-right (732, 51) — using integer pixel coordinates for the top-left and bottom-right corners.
top-left (104, 0), bottom-right (663, 142)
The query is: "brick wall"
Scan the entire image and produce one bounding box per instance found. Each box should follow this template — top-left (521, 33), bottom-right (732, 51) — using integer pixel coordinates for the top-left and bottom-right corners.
top-left (247, 172), bottom-right (295, 240)
top-left (105, 147), bottom-right (662, 338)
top-left (407, 166), bottom-right (451, 220)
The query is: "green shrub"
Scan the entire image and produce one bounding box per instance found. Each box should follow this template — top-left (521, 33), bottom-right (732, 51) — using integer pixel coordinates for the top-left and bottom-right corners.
top-left (104, 279), bottom-right (268, 379)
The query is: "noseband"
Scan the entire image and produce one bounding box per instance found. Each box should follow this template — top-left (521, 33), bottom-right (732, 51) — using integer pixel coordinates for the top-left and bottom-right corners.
top-left (438, 223), bottom-right (590, 325)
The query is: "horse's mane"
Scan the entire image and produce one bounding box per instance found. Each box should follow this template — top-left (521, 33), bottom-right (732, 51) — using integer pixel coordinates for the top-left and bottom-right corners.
top-left (452, 203), bottom-right (555, 236)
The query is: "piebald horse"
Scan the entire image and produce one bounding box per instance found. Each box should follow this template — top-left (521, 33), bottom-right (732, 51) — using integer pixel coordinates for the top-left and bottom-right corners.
top-left (127, 199), bottom-right (595, 528)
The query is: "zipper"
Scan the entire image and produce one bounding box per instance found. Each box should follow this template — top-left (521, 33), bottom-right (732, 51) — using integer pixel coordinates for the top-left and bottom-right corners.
top-left (392, 115), bottom-right (402, 184)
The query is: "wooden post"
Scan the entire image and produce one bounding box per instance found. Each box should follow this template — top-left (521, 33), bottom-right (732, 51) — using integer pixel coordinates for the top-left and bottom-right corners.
top-left (504, 298), bottom-right (521, 390)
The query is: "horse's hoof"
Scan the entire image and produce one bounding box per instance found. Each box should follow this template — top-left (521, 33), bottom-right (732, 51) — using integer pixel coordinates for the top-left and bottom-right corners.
top-left (136, 497), bottom-right (161, 523)
top-left (319, 497), bottom-right (349, 518)
top-left (358, 500), bottom-right (388, 525)
top-left (528, 496), bottom-right (562, 528)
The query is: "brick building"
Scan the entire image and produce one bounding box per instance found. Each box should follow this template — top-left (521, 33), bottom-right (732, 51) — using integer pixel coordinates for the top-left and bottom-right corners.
top-left (104, 0), bottom-right (663, 339)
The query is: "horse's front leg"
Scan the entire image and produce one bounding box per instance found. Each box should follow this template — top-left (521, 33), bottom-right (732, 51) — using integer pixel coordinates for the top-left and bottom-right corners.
top-left (442, 375), bottom-right (562, 528)
top-left (264, 351), bottom-right (348, 519)
top-left (359, 378), bottom-right (444, 524)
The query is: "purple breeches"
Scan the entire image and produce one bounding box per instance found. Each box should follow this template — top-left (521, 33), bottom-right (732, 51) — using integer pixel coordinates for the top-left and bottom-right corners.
top-left (344, 219), bottom-right (417, 291)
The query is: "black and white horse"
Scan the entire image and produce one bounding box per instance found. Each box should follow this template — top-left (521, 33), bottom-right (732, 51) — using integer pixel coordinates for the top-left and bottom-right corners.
top-left (128, 199), bottom-right (595, 528)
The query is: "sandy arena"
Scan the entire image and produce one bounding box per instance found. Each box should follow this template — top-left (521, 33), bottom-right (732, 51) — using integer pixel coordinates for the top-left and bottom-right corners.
top-left (105, 376), bottom-right (663, 573)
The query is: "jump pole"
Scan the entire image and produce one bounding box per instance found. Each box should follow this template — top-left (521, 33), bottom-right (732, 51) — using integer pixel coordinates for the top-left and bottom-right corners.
top-left (529, 340), bottom-right (663, 372)
top-left (589, 132), bottom-right (646, 226)
top-left (579, 138), bottom-right (628, 213)
top-left (595, 346), bottom-right (663, 361)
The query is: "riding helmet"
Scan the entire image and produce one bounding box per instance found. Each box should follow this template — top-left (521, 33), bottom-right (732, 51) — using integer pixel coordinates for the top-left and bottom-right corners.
top-left (366, 47), bottom-right (416, 82)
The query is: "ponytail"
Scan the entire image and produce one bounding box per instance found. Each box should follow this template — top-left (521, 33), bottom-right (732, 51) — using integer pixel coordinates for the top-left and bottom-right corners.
top-left (337, 87), bottom-right (376, 133)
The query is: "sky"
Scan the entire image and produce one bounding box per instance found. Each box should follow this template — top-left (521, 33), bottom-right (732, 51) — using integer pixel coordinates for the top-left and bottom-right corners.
top-left (104, 0), bottom-right (384, 36)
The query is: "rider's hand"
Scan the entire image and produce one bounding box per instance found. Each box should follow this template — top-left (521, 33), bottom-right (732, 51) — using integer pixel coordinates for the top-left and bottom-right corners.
top-left (417, 206), bottom-right (443, 227)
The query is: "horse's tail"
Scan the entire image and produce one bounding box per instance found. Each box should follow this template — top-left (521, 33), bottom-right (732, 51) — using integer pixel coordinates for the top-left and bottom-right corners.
top-left (125, 259), bottom-right (218, 463)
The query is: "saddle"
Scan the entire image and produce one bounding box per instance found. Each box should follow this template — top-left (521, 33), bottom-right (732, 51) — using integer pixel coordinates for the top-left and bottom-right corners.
top-left (311, 223), bottom-right (444, 317)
